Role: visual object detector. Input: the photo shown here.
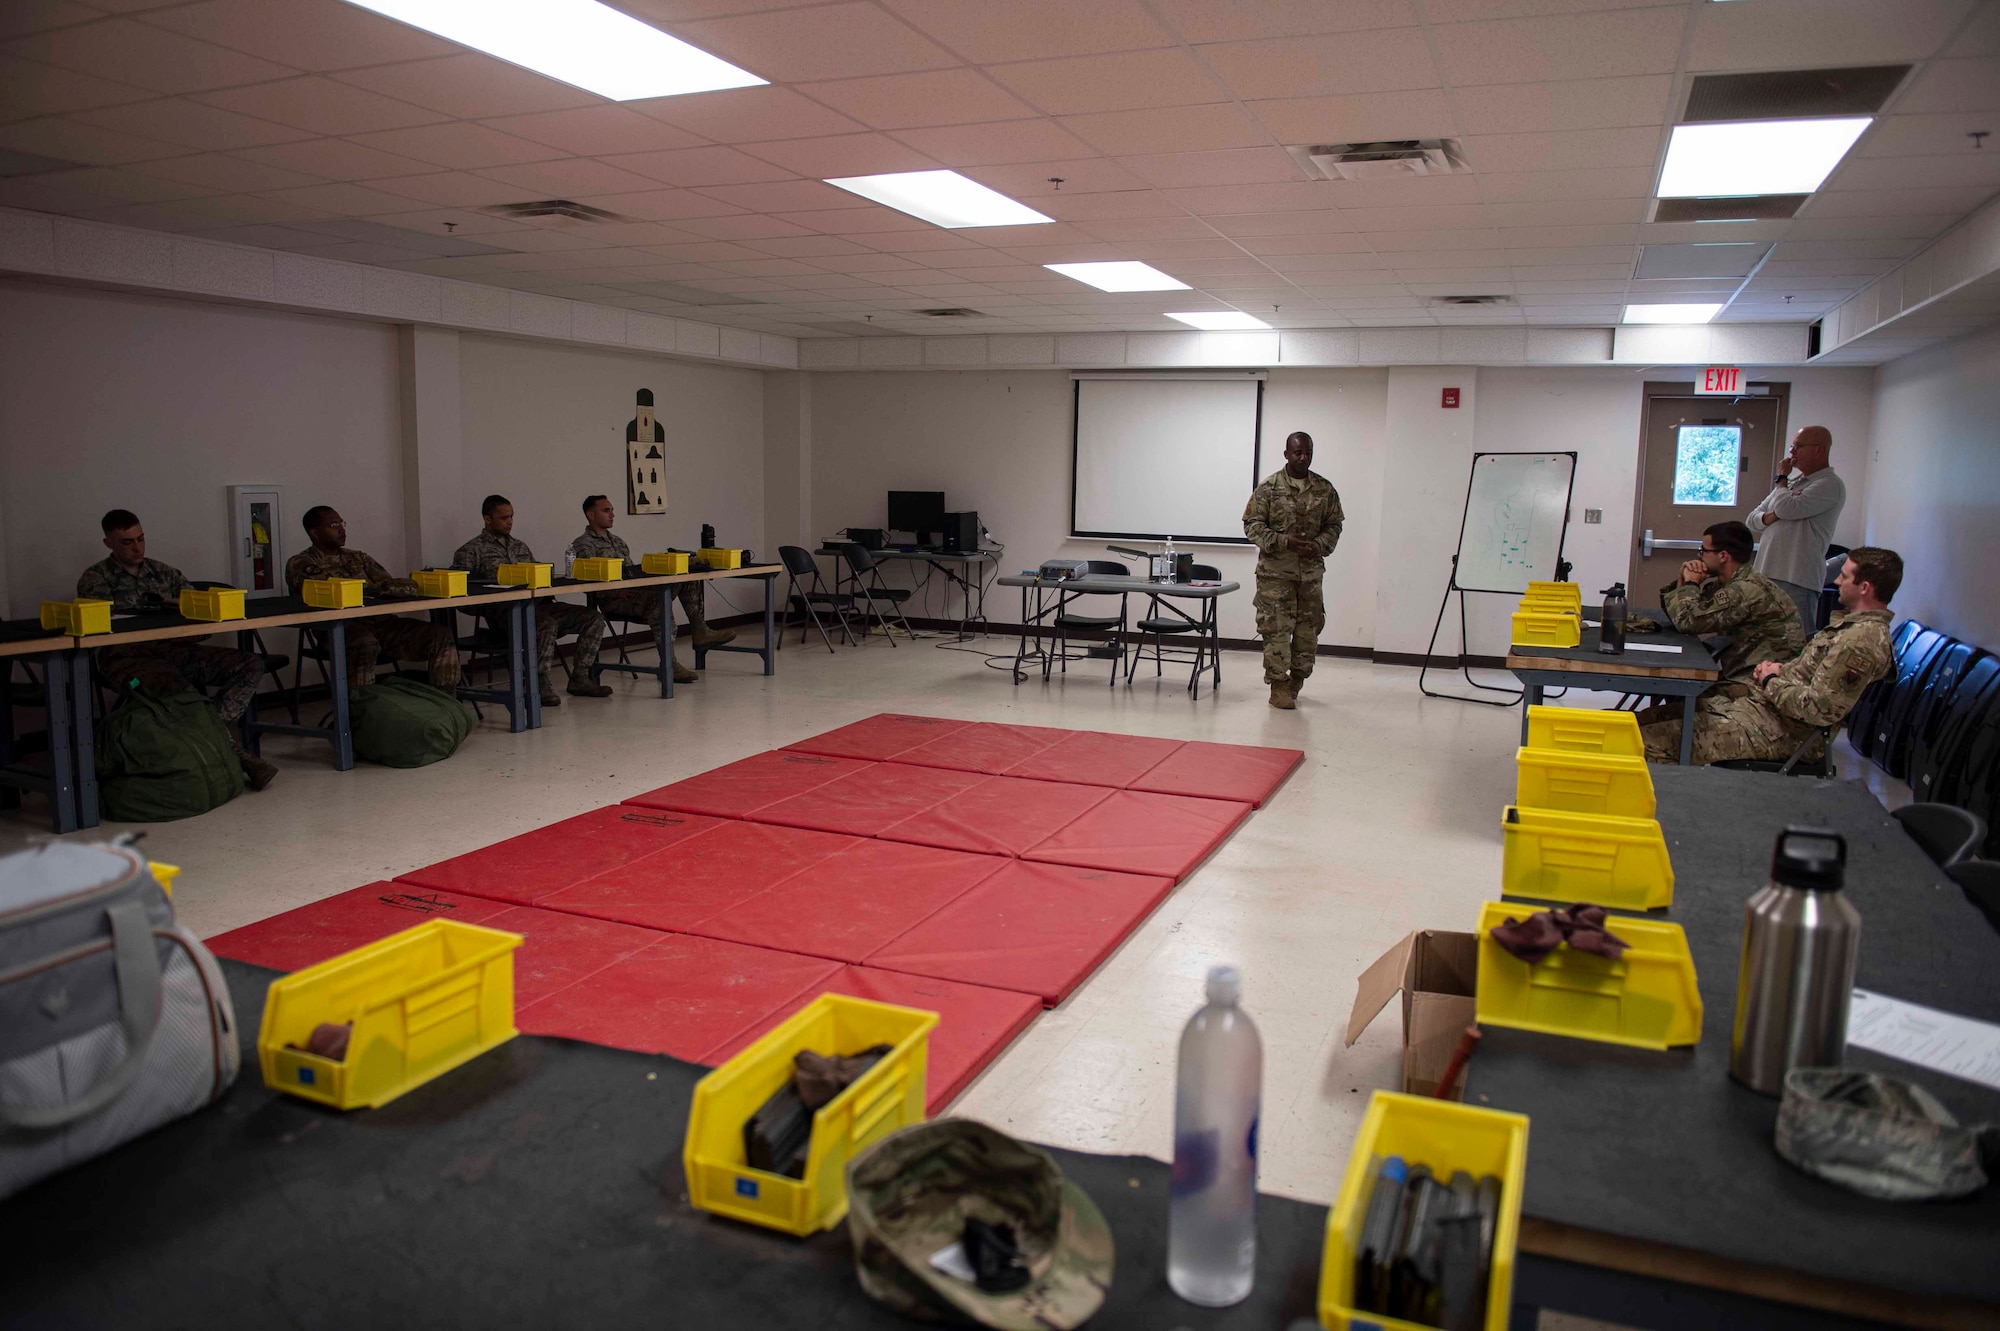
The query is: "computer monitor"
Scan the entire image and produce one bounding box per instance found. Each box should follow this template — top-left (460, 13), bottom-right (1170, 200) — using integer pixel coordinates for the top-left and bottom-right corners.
top-left (887, 490), bottom-right (947, 544)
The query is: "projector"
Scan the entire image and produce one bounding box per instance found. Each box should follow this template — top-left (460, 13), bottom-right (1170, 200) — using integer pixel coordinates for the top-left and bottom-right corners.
top-left (1038, 560), bottom-right (1091, 581)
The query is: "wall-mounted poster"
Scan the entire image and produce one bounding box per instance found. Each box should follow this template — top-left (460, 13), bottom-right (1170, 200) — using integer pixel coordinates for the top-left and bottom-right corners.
top-left (627, 387), bottom-right (667, 514)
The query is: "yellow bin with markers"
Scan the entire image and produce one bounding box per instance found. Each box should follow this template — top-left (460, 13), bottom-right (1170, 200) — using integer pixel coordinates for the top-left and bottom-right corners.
top-left (303, 578), bottom-right (364, 609)
top-left (642, 552), bottom-right (690, 575)
top-left (571, 558), bottom-right (623, 582)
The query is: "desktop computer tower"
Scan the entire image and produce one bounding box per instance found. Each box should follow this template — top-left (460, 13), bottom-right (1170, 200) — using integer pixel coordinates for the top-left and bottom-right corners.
top-left (942, 511), bottom-right (979, 552)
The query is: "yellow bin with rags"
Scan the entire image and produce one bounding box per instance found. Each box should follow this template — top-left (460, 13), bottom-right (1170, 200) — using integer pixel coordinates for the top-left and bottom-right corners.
top-left (685, 993), bottom-right (938, 1235)
top-left (1474, 900), bottom-right (1702, 1049)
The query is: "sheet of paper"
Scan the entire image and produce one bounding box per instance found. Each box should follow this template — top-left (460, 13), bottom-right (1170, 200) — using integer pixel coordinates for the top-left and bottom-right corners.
top-left (1847, 988), bottom-right (2000, 1091)
top-left (1623, 642), bottom-right (1683, 654)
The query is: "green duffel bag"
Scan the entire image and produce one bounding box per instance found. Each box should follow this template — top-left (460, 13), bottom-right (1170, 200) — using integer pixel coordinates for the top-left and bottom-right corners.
top-left (349, 675), bottom-right (471, 768)
top-left (96, 684), bottom-right (244, 822)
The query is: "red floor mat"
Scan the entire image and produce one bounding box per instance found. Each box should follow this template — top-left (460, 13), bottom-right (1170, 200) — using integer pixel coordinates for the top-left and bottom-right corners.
top-left (786, 713), bottom-right (975, 761)
top-left (708, 965), bottom-right (1042, 1114)
top-left (876, 773), bottom-right (1113, 858)
top-left (1003, 730), bottom-right (1185, 788)
top-left (394, 804), bottom-right (725, 905)
top-left (691, 838), bottom-right (1008, 963)
top-left (479, 906), bottom-right (666, 1009)
top-left (623, 749), bottom-right (871, 818)
top-left (865, 859), bottom-right (1176, 1005)
top-left (516, 933), bottom-right (842, 1064)
top-left (895, 722), bottom-right (1072, 776)
top-left (1023, 789), bottom-right (1252, 881)
top-left (1130, 740), bottom-right (1304, 807)
top-left (207, 883), bottom-right (511, 973)
top-left (537, 819), bottom-right (859, 934)
top-left (748, 761), bottom-right (988, 838)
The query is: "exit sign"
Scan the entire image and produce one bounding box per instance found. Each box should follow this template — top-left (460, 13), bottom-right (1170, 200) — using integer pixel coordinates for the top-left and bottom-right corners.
top-left (1696, 365), bottom-right (1743, 395)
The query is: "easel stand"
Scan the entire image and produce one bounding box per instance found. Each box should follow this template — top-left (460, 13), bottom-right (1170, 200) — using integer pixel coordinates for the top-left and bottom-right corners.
top-left (1418, 556), bottom-right (1524, 706)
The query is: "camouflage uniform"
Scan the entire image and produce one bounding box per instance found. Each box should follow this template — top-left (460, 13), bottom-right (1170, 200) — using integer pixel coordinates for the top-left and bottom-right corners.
top-left (1637, 566), bottom-right (1806, 727)
top-left (76, 556), bottom-right (261, 726)
top-left (566, 527), bottom-right (710, 630)
top-left (1641, 608), bottom-right (1894, 764)
top-left (283, 546), bottom-right (460, 691)
top-left (1242, 469), bottom-right (1344, 686)
top-left (450, 529), bottom-right (605, 694)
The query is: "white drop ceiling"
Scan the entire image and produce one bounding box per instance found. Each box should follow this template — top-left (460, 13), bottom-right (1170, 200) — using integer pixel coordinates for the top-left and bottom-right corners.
top-left (1, 0), bottom-right (1996, 342)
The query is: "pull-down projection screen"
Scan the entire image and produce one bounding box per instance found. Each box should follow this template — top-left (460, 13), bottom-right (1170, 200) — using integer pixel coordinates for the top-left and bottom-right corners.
top-left (1071, 375), bottom-right (1263, 544)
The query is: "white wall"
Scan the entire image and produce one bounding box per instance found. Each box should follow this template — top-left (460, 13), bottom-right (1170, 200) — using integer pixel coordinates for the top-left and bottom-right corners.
top-left (1866, 322), bottom-right (2000, 646)
top-left (455, 334), bottom-right (766, 575)
top-left (1784, 367), bottom-right (1876, 550)
top-left (0, 280), bottom-right (403, 613)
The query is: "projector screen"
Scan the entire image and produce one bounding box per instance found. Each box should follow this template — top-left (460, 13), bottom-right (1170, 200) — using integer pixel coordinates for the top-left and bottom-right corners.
top-left (1072, 375), bottom-right (1263, 544)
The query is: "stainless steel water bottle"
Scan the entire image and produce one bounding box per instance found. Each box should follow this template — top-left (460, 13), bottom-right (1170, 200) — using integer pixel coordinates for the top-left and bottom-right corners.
top-left (1730, 827), bottom-right (1862, 1095)
top-left (1598, 583), bottom-right (1627, 654)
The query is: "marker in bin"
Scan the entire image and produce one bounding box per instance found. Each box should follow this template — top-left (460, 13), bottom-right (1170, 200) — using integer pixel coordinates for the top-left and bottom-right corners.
top-left (1354, 1156), bottom-right (1502, 1329)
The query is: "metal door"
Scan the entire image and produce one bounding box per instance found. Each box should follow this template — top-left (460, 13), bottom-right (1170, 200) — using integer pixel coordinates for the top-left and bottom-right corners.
top-left (1628, 390), bottom-right (1782, 599)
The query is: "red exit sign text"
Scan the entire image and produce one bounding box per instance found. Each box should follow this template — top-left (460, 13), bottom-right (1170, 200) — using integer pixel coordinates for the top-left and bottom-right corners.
top-left (1696, 365), bottom-right (1743, 395)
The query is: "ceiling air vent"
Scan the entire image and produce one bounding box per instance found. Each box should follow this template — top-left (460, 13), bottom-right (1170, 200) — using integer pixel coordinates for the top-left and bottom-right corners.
top-left (1683, 65), bottom-right (1910, 122)
top-left (481, 199), bottom-right (627, 225)
top-left (1654, 195), bottom-right (1807, 223)
top-left (917, 308), bottom-right (983, 318)
top-left (1287, 139), bottom-right (1469, 181)
top-left (1429, 294), bottom-right (1512, 306)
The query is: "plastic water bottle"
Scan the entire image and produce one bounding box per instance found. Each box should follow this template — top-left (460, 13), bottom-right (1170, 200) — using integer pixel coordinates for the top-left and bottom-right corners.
top-left (1169, 965), bottom-right (1262, 1307)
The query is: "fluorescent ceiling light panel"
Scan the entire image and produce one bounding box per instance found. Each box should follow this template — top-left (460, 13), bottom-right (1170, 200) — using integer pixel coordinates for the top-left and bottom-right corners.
top-left (1657, 118), bottom-right (1870, 197)
top-left (1623, 303), bottom-right (1723, 324)
top-left (1045, 261), bottom-right (1189, 292)
top-left (341, 0), bottom-right (763, 100)
top-left (1166, 311), bottom-right (1272, 330)
top-left (823, 170), bottom-right (1052, 228)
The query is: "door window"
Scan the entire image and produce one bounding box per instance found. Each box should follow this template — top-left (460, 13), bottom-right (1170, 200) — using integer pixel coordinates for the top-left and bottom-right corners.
top-left (1671, 425), bottom-right (1741, 506)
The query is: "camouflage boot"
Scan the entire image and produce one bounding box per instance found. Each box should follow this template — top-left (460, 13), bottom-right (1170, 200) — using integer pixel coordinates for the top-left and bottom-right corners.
top-left (1268, 681), bottom-right (1296, 710)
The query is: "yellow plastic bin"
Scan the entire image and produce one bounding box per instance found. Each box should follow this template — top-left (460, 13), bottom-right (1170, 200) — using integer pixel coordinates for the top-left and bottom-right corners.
top-left (1523, 705), bottom-right (1643, 757)
top-left (1510, 610), bottom-right (1580, 649)
top-left (1319, 1091), bottom-right (1529, 1331)
top-left (642, 551), bottom-right (691, 575)
top-left (684, 993), bottom-right (938, 1236)
top-left (1523, 580), bottom-right (1582, 610)
top-left (1515, 747), bottom-right (1655, 819)
top-left (40, 599), bottom-right (112, 635)
top-left (1501, 805), bottom-right (1673, 911)
top-left (1474, 900), bottom-right (1702, 1049)
top-left (150, 862), bottom-right (180, 897)
top-left (698, 547), bottom-right (744, 571)
top-left (302, 578), bottom-right (364, 609)
top-left (258, 920), bottom-right (522, 1110)
top-left (571, 557), bottom-right (623, 582)
top-left (496, 562), bottom-right (552, 588)
top-left (411, 569), bottom-right (467, 598)
top-left (178, 587), bottom-right (245, 622)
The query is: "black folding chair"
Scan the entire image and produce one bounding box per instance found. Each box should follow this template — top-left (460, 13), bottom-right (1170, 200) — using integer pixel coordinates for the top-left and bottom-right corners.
top-left (1712, 723), bottom-right (1836, 777)
top-left (1947, 860), bottom-right (2000, 936)
top-left (1127, 563), bottom-right (1222, 696)
top-left (835, 543), bottom-right (914, 644)
top-left (1052, 560), bottom-right (1129, 687)
top-left (778, 546), bottom-right (855, 652)
top-left (1892, 803), bottom-right (1988, 869)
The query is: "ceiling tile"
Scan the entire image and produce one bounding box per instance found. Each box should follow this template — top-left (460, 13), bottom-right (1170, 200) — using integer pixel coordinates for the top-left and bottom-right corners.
top-left (1477, 167), bottom-right (1654, 201)
top-left (234, 137), bottom-right (439, 179)
top-left (744, 234), bottom-right (873, 257)
top-left (738, 132), bottom-right (938, 177)
top-left (1034, 189), bottom-right (1185, 220)
top-left (0, 54), bottom-right (154, 119)
top-left (361, 171), bottom-right (534, 207)
top-left (1246, 91), bottom-right (1457, 144)
top-left (475, 158), bottom-right (668, 196)
top-left (1689, 0), bottom-right (1972, 70)
top-left (676, 214), bottom-right (816, 241)
top-left (797, 69), bottom-right (1037, 130)
top-left (347, 122), bottom-right (560, 170)
top-left (91, 194), bottom-right (333, 229)
top-left (630, 85), bottom-right (864, 142)
top-left (673, 4), bottom-right (957, 81)
top-left (1451, 76), bottom-right (1671, 134)
top-left (1461, 126), bottom-right (1662, 173)
top-left (6, 17), bottom-right (299, 93)
top-left (695, 179), bottom-right (867, 212)
top-left (129, 151), bottom-right (325, 192)
top-left (1060, 104), bottom-right (1266, 155)
top-left (989, 49), bottom-right (1229, 115)
top-left (259, 180), bottom-right (428, 214)
top-left (1895, 58), bottom-right (2000, 114)
top-left (333, 55), bottom-right (598, 120)
top-left (1116, 146), bottom-right (1304, 189)
top-left (1305, 175), bottom-right (1484, 207)
top-left (776, 204), bottom-right (930, 232)
top-left (1770, 237), bottom-right (1928, 262)
top-left (1859, 112), bottom-right (2000, 159)
top-left (1487, 198), bottom-right (1645, 227)
top-left (888, 118), bottom-right (1096, 167)
top-left (481, 106), bottom-right (707, 156)
top-left (1148, 0), bottom-right (1416, 42)
top-left (1432, 9), bottom-right (1685, 85)
top-left (0, 2), bottom-right (108, 41)
top-left (583, 187), bottom-right (756, 220)
top-left (1208, 210), bottom-right (1357, 236)
top-left (70, 96), bottom-right (310, 151)
top-left (0, 165), bottom-right (205, 212)
top-left (1073, 216), bottom-right (1220, 242)
top-left (1805, 184), bottom-right (1997, 217)
top-left (962, 158), bottom-right (1149, 196)
top-left (1199, 30), bottom-right (1439, 100)
top-left (1783, 214), bottom-right (1959, 241)
top-left (1363, 228), bottom-right (1502, 252)
top-left (198, 77), bottom-right (448, 135)
top-left (1828, 150), bottom-right (2000, 192)
top-left (1238, 232), bottom-right (1373, 255)
top-left (0, 116), bottom-right (183, 165)
top-left (136, 0), bottom-right (459, 70)
top-left (1163, 181), bottom-right (1347, 215)
top-left (877, 0), bottom-right (1172, 62)
top-left (598, 144), bottom-right (794, 187)
top-left (1338, 204), bottom-right (1487, 232)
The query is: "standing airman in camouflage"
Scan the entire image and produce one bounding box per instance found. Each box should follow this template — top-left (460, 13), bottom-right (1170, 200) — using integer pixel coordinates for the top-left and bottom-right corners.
top-left (1637, 519), bottom-right (1804, 728)
top-left (77, 508), bottom-right (276, 790)
top-left (568, 494), bottom-right (733, 686)
top-left (283, 505), bottom-right (461, 693)
top-left (1242, 431), bottom-right (1344, 710)
top-left (451, 494), bottom-right (611, 707)
top-left (1642, 547), bottom-right (1901, 765)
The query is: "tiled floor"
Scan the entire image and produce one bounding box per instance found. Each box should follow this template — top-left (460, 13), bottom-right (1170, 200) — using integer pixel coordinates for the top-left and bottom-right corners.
top-left (0, 632), bottom-right (1903, 1226)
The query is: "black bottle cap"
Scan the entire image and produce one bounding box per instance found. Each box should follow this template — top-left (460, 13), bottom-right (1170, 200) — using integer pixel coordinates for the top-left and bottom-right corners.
top-left (1772, 826), bottom-right (1847, 891)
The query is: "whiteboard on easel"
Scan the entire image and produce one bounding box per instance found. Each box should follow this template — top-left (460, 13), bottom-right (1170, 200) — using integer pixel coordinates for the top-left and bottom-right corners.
top-left (1452, 452), bottom-right (1576, 594)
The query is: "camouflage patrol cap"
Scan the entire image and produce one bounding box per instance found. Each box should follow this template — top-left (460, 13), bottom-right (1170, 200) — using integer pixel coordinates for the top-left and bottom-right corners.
top-left (845, 1119), bottom-right (1114, 1329)
top-left (1775, 1068), bottom-right (1994, 1201)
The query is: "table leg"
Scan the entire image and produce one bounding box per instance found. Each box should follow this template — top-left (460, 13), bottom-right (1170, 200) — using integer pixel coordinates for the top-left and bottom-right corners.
top-left (505, 603), bottom-right (528, 734)
top-left (523, 599), bottom-right (542, 729)
top-left (1679, 700), bottom-right (1696, 766)
top-left (1520, 683), bottom-right (1544, 745)
top-left (762, 574), bottom-right (776, 675)
top-left (328, 623), bottom-right (354, 771)
top-left (0, 661), bottom-right (16, 812)
top-left (659, 585), bottom-right (674, 699)
top-left (68, 650), bottom-right (98, 829)
top-left (43, 649), bottom-right (79, 834)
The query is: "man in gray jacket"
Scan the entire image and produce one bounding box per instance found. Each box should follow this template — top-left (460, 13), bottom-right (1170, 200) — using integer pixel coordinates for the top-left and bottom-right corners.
top-left (1745, 425), bottom-right (1845, 631)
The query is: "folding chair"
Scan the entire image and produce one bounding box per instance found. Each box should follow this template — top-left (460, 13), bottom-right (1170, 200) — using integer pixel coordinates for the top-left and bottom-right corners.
top-left (836, 543), bottom-right (915, 644)
top-left (1713, 724), bottom-right (1836, 777)
top-left (1892, 803), bottom-right (1987, 869)
top-left (1127, 563), bottom-right (1222, 696)
top-left (1052, 560), bottom-right (1129, 687)
top-left (778, 546), bottom-right (855, 652)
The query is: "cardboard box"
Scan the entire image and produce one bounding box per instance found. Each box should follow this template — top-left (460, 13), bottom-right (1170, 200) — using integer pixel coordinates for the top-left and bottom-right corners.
top-left (1345, 930), bottom-right (1479, 1100)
